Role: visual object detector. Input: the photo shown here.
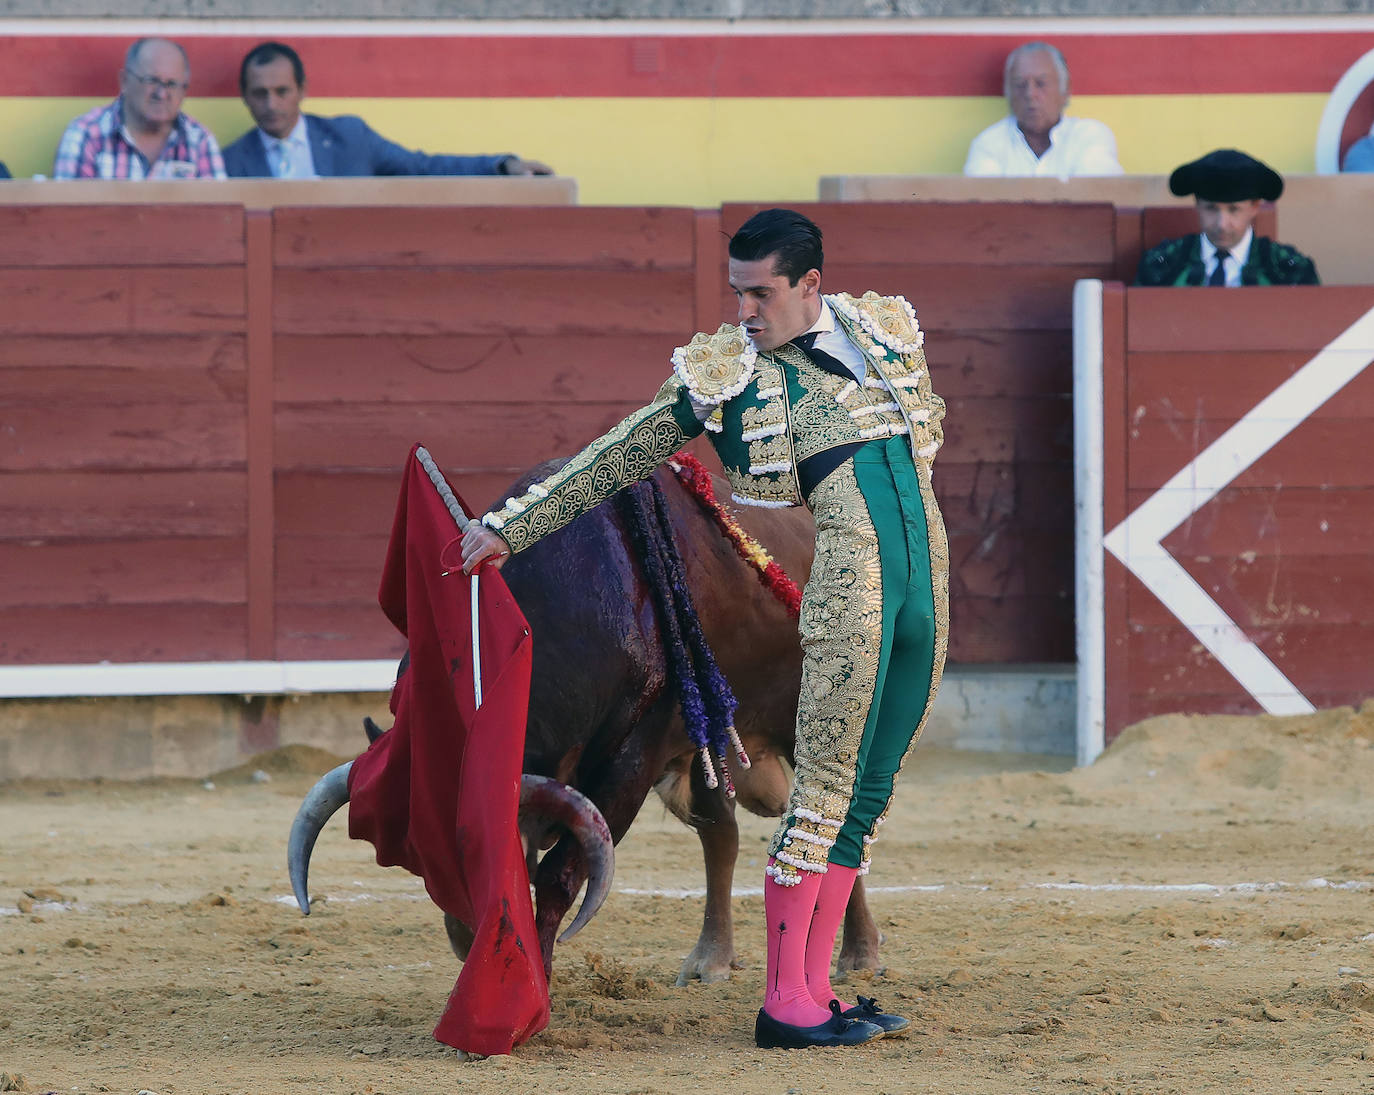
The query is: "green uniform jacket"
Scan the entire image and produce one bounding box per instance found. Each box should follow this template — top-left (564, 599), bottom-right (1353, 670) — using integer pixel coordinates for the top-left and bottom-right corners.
top-left (1135, 233), bottom-right (1320, 286)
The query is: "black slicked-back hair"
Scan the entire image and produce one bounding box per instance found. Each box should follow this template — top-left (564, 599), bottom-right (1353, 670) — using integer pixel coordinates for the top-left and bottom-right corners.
top-left (239, 41), bottom-right (306, 93)
top-left (727, 208), bottom-right (824, 285)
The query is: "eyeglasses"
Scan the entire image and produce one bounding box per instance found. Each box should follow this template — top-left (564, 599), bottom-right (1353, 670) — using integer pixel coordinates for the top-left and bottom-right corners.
top-left (125, 70), bottom-right (189, 93)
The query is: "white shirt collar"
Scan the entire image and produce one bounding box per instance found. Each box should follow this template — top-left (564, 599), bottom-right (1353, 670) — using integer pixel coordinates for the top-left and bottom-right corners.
top-left (1200, 227), bottom-right (1254, 270)
top-left (259, 114), bottom-right (309, 151)
top-left (1015, 115), bottom-right (1065, 154)
top-left (803, 298), bottom-right (838, 339)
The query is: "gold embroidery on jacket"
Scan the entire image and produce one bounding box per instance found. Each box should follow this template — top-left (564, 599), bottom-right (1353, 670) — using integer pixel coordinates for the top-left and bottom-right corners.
top-left (487, 393), bottom-right (691, 554)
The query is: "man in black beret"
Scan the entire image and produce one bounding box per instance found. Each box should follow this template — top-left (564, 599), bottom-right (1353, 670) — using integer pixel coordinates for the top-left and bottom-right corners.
top-left (1136, 149), bottom-right (1319, 286)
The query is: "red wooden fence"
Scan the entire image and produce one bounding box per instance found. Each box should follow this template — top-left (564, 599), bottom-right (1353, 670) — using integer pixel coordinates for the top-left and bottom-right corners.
top-left (1090, 284), bottom-right (1374, 743)
top-left (1, 200), bottom-right (1228, 674)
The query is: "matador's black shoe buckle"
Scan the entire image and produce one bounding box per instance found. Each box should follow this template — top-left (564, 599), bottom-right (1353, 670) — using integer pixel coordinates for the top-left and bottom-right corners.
top-left (840, 995), bottom-right (911, 1035)
top-left (754, 999), bottom-right (885, 1049)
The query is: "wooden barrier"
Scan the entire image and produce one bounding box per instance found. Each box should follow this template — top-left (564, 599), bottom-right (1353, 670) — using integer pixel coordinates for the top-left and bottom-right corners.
top-left (0, 203), bottom-right (251, 663)
top-left (3, 198), bottom-right (1134, 676)
top-left (0, 176), bottom-right (579, 208)
top-left (821, 175), bottom-right (1370, 287)
top-left (1080, 283), bottom-right (1374, 747)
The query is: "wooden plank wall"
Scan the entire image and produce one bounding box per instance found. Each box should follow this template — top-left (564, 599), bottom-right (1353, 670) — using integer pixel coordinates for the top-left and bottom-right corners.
top-left (269, 206), bottom-right (701, 660)
top-left (0, 204), bottom-right (250, 663)
top-left (2, 200), bottom-right (1168, 670)
top-left (1108, 286), bottom-right (1374, 735)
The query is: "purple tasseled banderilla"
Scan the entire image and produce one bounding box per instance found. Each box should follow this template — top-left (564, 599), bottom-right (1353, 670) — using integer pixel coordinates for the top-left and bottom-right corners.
top-left (645, 477), bottom-right (743, 779)
top-left (617, 478), bottom-right (742, 795)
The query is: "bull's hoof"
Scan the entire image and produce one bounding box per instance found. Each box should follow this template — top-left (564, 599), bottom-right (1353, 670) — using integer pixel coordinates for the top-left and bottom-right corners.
top-left (836, 929), bottom-right (886, 976)
top-left (674, 947), bottom-right (742, 986)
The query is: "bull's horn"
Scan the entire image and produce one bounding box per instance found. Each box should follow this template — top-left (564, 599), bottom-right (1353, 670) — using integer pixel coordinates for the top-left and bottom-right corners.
top-left (286, 764), bottom-right (614, 942)
top-left (286, 761), bottom-right (352, 915)
top-left (520, 774), bottom-right (615, 942)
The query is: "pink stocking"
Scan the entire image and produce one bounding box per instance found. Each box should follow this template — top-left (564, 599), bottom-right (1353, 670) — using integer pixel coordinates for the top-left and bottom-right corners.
top-left (761, 861), bottom-right (830, 1027)
top-left (805, 863), bottom-right (859, 1010)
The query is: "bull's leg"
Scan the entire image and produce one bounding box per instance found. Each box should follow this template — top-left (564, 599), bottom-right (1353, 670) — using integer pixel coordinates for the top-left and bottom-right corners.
top-left (530, 735), bottom-right (664, 979)
top-left (444, 912), bottom-right (475, 963)
top-left (530, 835), bottom-right (586, 979)
top-left (675, 763), bottom-right (743, 985)
top-left (835, 875), bottom-right (885, 975)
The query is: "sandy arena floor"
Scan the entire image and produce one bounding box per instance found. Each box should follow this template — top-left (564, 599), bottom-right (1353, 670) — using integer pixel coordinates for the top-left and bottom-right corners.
top-left (2, 705), bottom-right (1373, 1095)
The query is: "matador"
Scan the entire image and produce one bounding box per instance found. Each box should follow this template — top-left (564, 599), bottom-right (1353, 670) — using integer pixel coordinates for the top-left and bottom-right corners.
top-left (461, 208), bottom-right (950, 1049)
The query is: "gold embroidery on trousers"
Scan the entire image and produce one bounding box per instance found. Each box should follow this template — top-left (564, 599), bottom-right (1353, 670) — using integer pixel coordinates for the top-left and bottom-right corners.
top-left (859, 455), bottom-right (950, 871)
top-left (767, 461), bottom-right (883, 884)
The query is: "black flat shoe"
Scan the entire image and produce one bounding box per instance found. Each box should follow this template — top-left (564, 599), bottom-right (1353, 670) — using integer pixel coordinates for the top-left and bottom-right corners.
top-left (754, 1000), bottom-right (885, 1049)
top-left (840, 995), bottom-right (911, 1035)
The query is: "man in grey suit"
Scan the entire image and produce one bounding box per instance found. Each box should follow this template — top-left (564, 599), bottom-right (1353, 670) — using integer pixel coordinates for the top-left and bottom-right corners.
top-left (221, 41), bottom-right (553, 179)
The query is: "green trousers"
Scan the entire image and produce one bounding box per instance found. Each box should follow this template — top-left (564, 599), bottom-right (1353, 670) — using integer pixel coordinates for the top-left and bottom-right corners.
top-left (767, 435), bottom-right (947, 883)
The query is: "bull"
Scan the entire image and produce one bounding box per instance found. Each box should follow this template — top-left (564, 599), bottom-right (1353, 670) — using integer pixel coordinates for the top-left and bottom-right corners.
top-left (289, 461), bottom-right (884, 984)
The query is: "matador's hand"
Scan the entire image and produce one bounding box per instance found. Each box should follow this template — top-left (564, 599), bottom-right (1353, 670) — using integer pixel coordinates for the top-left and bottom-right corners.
top-left (459, 524), bottom-right (511, 575)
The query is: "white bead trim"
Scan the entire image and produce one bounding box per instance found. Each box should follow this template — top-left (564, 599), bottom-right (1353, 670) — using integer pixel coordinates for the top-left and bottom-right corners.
top-left (917, 440), bottom-right (940, 459)
top-left (481, 512), bottom-right (505, 530)
top-left (849, 402), bottom-right (901, 419)
top-left (785, 827), bottom-right (835, 848)
top-left (731, 493), bottom-right (795, 509)
top-left (770, 852), bottom-right (826, 874)
top-left (826, 293), bottom-right (923, 355)
top-left (670, 339), bottom-right (757, 406)
top-left (741, 422), bottom-right (786, 442)
top-left (793, 806), bottom-right (844, 829)
top-left (748, 461), bottom-right (792, 475)
top-left (834, 380), bottom-right (858, 404)
top-left (756, 386), bottom-right (784, 398)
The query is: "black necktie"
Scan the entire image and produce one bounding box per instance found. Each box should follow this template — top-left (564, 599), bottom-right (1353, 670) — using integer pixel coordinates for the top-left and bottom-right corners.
top-left (791, 332), bottom-right (853, 379)
top-left (1208, 249), bottom-right (1230, 287)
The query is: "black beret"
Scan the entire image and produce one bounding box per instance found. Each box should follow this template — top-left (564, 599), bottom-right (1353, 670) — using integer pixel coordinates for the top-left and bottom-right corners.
top-left (1169, 149), bottom-right (1284, 202)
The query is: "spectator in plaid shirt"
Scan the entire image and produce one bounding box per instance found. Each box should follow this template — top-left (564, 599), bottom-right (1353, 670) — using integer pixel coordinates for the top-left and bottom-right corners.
top-left (53, 38), bottom-right (226, 180)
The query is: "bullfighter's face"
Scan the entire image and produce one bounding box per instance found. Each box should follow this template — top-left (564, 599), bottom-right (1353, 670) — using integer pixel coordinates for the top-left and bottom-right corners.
top-left (728, 254), bottom-right (822, 352)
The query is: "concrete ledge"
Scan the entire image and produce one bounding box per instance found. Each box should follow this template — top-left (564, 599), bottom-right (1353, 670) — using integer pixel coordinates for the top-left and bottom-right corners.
top-left (0, 692), bottom-right (384, 782)
top-left (921, 664), bottom-right (1076, 756)
top-left (0, 664), bottom-right (1076, 781)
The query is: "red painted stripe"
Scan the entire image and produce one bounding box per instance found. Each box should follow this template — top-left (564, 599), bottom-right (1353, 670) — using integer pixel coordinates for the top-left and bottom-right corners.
top-left (0, 32), bottom-right (1371, 98)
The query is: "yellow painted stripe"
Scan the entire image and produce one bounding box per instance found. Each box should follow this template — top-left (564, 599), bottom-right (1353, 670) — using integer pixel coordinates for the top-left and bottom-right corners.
top-left (0, 94), bottom-right (1327, 205)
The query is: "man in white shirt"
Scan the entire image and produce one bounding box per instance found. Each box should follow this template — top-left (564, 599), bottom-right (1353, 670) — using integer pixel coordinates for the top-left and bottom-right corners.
top-left (963, 42), bottom-right (1123, 179)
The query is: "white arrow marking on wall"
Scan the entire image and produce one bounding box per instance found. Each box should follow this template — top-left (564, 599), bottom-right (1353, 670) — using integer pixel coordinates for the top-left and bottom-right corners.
top-left (1102, 304), bottom-right (1374, 717)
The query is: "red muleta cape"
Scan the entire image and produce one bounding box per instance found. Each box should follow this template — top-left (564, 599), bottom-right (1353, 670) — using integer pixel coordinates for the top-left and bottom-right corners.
top-left (346, 445), bottom-right (549, 1055)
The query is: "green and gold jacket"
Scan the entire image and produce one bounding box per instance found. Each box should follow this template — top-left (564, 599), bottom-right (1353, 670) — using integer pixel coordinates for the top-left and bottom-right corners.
top-left (483, 292), bottom-right (946, 554)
